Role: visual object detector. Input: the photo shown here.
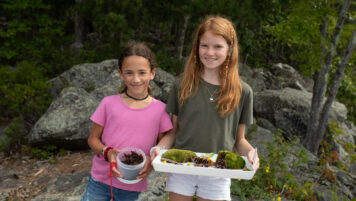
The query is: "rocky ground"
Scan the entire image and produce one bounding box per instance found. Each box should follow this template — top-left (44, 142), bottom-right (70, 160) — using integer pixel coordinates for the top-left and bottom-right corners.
top-left (0, 149), bottom-right (172, 201)
top-left (0, 150), bottom-right (243, 201)
top-left (0, 149), bottom-right (94, 200)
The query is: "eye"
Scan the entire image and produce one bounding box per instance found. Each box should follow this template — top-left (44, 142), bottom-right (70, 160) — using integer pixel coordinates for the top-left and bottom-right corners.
top-left (215, 45), bottom-right (223, 49)
top-left (139, 71), bottom-right (148, 75)
top-left (200, 44), bottom-right (208, 48)
top-left (124, 71), bottom-right (133, 75)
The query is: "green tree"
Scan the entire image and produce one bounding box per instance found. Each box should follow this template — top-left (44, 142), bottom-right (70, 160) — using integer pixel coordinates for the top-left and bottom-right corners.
top-left (266, 0), bottom-right (356, 154)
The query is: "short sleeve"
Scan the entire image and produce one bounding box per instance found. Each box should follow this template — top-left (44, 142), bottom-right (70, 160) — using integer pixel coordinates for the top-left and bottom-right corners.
top-left (239, 82), bottom-right (253, 125)
top-left (166, 78), bottom-right (180, 115)
top-left (90, 98), bottom-right (107, 127)
top-left (159, 110), bottom-right (173, 133)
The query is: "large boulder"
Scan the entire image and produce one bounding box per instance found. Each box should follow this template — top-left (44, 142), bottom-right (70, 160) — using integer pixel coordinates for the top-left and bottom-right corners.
top-left (29, 87), bottom-right (97, 148)
top-left (29, 59), bottom-right (175, 147)
top-left (254, 88), bottom-right (348, 138)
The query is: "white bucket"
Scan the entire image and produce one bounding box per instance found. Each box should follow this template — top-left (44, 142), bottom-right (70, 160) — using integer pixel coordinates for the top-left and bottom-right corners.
top-left (117, 147), bottom-right (146, 180)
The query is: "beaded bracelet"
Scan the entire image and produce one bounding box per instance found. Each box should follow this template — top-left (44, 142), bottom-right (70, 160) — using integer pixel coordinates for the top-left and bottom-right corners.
top-left (104, 146), bottom-right (113, 161)
top-left (150, 146), bottom-right (165, 157)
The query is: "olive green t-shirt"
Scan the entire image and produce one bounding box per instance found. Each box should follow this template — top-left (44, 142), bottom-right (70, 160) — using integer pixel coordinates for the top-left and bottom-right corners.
top-left (166, 78), bottom-right (253, 153)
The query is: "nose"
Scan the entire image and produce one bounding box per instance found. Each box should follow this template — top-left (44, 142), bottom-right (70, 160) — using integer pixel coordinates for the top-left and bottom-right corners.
top-left (133, 73), bottom-right (140, 82)
top-left (207, 47), bottom-right (214, 55)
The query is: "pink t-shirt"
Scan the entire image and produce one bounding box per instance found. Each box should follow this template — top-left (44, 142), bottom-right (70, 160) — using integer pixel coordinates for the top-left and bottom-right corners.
top-left (90, 94), bottom-right (173, 192)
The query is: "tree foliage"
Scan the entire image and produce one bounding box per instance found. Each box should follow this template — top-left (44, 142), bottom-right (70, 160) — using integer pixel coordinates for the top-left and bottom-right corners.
top-left (0, 0), bottom-right (355, 140)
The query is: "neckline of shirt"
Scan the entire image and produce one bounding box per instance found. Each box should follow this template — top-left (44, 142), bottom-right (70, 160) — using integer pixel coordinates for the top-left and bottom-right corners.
top-left (118, 94), bottom-right (155, 111)
top-left (201, 78), bottom-right (220, 88)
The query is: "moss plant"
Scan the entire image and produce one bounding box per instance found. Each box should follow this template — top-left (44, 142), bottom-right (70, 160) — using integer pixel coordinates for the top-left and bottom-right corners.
top-left (217, 151), bottom-right (245, 169)
top-left (161, 149), bottom-right (197, 163)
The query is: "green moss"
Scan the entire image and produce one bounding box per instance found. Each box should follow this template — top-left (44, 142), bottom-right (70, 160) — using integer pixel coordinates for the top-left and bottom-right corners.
top-left (162, 149), bottom-right (197, 163)
top-left (217, 150), bottom-right (245, 169)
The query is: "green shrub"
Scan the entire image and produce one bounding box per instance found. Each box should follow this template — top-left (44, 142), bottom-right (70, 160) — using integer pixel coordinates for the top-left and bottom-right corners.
top-left (0, 62), bottom-right (52, 121)
top-left (155, 52), bottom-right (184, 75)
top-left (230, 130), bottom-right (317, 200)
top-left (0, 117), bottom-right (24, 154)
top-left (30, 145), bottom-right (67, 161)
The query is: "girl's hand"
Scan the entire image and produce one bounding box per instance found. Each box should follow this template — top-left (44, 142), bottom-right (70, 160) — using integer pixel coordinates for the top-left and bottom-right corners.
top-left (150, 147), bottom-right (161, 160)
top-left (137, 155), bottom-right (153, 179)
top-left (108, 148), bottom-right (122, 178)
top-left (247, 148), bottom-right (259, 171)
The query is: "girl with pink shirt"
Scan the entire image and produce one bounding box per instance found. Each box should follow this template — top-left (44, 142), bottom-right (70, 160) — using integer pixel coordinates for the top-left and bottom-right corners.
top-left (81, 41), bottom-right (173, 201)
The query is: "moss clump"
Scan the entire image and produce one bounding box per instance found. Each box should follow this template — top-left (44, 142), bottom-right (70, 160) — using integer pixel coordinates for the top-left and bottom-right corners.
top-left (162, 149), bottom-right (197, 163)
top-left (217, 150), bottom-right (245, 169)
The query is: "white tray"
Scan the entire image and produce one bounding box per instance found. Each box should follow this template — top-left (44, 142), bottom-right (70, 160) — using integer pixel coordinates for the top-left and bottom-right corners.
top-left (152, 150), bottom-right (256, 180)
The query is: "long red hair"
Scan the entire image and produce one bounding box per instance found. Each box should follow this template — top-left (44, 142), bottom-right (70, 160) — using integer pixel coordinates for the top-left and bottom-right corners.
top-left (179, 16), bottom-right (242, 117)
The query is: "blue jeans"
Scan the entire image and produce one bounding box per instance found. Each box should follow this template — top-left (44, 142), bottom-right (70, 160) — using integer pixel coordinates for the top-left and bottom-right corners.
top-left (81, 176), bottom-right (141, 201)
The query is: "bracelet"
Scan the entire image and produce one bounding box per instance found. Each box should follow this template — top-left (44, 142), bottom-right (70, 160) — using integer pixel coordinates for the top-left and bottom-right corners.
top-left (110, 162), bottom-right (117, 169)
top-left (104, 146), bottom-right (113, 162)
top-left (102, 146), bottom-right (107, 156)
top-left (150, 146), bottom-right (165, 156)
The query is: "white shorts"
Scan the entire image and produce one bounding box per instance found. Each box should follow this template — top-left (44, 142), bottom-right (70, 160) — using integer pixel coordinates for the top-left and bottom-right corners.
top-left (165, 173), bottom-right (231, 200)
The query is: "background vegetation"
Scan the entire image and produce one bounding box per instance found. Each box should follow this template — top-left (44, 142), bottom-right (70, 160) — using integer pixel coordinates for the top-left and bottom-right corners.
top-left (1, 0), bottom-right (355, 126)
top-left (1, 0), bottom-right (355, 200)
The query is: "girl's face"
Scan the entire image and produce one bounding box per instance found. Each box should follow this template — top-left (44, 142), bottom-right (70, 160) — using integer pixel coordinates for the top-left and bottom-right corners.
top-left (119, 55), bottom-right (155, 97)
top-left (199, 31), bottom-right (229, 71)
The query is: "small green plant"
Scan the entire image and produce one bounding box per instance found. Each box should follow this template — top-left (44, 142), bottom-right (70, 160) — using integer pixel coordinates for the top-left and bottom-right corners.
top-left (230, 129), bottom-right (317, 200)
top-left (328, 121), bottom-right (344, 136)
top-left (30, 145), bottom-right (67, 162)
top-left (0, 117), bottom-right (24, 155)
top-left (31, 148), bottom-right (53, 160)
top-left (344, 142), bottom-right (356, 153)
top-left (346, 153), bottom-right (356, 164)
top-left (59, 148), bottom-right (68, 156)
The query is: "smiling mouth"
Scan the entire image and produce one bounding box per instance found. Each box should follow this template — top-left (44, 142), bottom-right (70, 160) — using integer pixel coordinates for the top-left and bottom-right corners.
top-left (204, 58), bottom-right (217, 62)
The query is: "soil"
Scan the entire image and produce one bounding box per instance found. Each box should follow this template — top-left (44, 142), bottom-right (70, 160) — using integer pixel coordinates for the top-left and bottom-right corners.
top-left (0, 149), bottom-right (95, 200)
top-left (122, 151), bottom-right (144, 165)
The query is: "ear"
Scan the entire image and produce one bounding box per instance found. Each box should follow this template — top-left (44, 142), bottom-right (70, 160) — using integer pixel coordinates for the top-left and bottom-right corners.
top-left (150, 68), bottom-right (156, 80)
top-left (118, 69), bottom-right (124, 80)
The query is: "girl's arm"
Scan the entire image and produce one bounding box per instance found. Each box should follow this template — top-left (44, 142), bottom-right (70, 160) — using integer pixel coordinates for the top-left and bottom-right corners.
top-left (151, 115), bottom-right (178, 159)
top-left (88, 123), bottom-right (105, 154)
top-left (234, 124), bottom-right (259, 170)
top-left (88, 123), bottom-right (122, 177)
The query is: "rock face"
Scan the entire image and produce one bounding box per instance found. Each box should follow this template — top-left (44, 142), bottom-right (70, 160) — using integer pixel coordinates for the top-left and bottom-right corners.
top-left (28, 59), bottom-right (175, 147)
top-left (2, 60), bottom-right (355, 200)
top-left (254, 88), bottom-right (347, 138)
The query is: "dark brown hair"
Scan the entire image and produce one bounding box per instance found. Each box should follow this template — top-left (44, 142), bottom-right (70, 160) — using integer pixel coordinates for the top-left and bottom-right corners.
top-left (118, 41), bottom-right (157, 94)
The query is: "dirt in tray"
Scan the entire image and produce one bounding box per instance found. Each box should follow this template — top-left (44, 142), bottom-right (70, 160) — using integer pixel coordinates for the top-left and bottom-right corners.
top-left (122, 151), bottom-right (143, 165)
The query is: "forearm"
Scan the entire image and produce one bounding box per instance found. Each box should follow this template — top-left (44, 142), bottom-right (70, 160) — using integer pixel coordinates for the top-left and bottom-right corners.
top-left (88, 123), bottom-right (105, 155)
top-left (234, 138), bottom-right (254, 156)
top-left (88, 135), bottom-right (105, 154)
top-left (234, 124), bottom-right (254, 156)
top-left (156, 114), bottom-right (177, 149)
top-left (156, 130), bottom-right (176, 149)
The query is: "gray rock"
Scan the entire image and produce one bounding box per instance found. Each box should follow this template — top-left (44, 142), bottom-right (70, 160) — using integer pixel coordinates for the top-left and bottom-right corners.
top-left (30, 61), bottom-right (175, 146)
top-left (271, 63), bottom-right (314, 92)
top-left (274, 108), bottom-right (309, 138)
top-left (254, 88), bottom-right (348, 138)
top-left (138, 171), bottom-right (168, 201)
top-left (49, 59), bottom-right (118, 98)
top-left (256, 117), bottom-right (278, 134)
top-left (246, 125), bottom-right (274, 159)
top-left (29, 87), bottom-right (98, 147)
top-left (32, 171), bottom-right (89, 201)
top-left (240, 64), bottom-right (266, 92)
